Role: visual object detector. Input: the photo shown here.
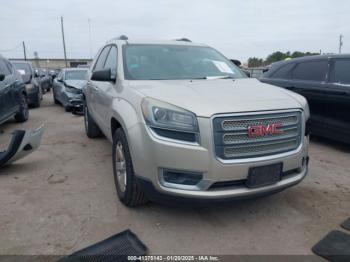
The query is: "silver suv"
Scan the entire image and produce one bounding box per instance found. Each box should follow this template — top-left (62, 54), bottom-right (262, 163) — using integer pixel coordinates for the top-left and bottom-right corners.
top-left (83, 37), bottom-right (310, 206)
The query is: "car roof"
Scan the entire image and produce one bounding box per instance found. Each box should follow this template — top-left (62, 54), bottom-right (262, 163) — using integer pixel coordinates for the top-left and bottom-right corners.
top-left (278, 54), bottom-right (350, 65)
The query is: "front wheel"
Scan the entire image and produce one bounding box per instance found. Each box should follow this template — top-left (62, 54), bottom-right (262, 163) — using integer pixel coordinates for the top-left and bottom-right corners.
top-left (112, 128), bottom-right (148, 207)
top-left (15, 93), bottom-right (29, 122)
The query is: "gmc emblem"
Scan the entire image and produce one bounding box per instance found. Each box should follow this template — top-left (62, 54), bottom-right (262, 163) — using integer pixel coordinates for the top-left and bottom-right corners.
top-left (248, 123), bottom-right (284, 137)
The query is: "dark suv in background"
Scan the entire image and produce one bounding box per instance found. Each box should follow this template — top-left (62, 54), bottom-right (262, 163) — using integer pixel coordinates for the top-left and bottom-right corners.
top-left (0, 56), bottom-right (29, 125)
top-left (12, 61), bottom-right (42, 107)
top-left (261, 55), bottom-right (350, 144)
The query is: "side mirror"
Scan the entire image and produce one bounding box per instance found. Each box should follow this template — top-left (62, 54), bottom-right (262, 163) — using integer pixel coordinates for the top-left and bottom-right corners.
top-left (91, 68), bottom-right (115, 82)
top-left (0, 74), bottom-right (5, 81)
top-left (231, 59), bottom-right (242, 67)
top-left (34, 72), bottom-right (39, 77)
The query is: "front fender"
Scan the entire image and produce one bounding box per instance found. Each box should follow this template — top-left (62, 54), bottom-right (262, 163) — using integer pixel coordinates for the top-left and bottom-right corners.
top-left (109, 98), bottom-right (142, 159)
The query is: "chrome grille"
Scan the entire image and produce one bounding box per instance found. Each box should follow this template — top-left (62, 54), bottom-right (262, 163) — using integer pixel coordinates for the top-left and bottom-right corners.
top-left (213, 111), bottom-right (302, 159)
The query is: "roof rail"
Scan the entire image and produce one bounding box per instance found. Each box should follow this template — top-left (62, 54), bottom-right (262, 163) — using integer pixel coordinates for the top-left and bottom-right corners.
top-left (174, 38), bottom-right (192, 42)
top-left (106, 35), bottom-right (128, 43)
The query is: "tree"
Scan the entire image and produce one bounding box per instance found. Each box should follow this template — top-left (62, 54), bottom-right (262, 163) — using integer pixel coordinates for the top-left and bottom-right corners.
top-left (248, 57), bottom-right (264, 67)
top-left (247, 51), bottom-right (320, 68)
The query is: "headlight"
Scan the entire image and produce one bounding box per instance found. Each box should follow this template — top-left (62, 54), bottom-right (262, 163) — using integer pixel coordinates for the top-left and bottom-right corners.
top-left (141, 98), bottom-right (199, 133)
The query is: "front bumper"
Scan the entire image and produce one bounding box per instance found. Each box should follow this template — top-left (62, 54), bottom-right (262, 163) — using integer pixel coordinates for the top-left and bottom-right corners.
top-left (128, 116), bottom-right (309, 201)
top-left (63, 93), bottom-right (83, 113)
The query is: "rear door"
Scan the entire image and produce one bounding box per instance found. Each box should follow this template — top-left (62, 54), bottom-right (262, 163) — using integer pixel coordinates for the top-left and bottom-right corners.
top-left (327, 58), bottom-right (350, 139)
top-left (289, 60), bottom-right (330, 127)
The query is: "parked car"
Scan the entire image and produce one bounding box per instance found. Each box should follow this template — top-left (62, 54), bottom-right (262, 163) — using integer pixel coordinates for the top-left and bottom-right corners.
top-left (260, 55), bottom-right (350, 144)
top-left (12, 61), bottom-right (42, 107)
top-left (0, 55), bottom-right (29, 125)
top-left (53, 68), bottom-right (87, 113)
top-left (83, 37), bottom-right (310, 207)
top-left (36, 68), bottom-right (52, 92)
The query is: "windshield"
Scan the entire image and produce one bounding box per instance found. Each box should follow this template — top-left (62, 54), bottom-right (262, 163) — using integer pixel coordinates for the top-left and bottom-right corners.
top-left (123, 44), bottom-right (246, 80)
top-left (65, 70), bottom-right (87, 80)
top-left (13, 63), bottom-right (32, 75)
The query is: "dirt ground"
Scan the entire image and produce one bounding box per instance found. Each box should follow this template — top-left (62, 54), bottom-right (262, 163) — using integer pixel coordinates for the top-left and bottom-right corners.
top-left (0, 94), bottom-right (349, 256)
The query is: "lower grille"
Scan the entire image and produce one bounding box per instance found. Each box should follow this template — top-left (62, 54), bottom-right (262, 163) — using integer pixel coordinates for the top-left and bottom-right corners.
top-left (213, 111), bottom-right (302, 159)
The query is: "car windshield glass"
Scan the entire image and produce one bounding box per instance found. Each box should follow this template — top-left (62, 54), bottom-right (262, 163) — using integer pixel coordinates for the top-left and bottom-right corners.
top-left (13, 63), bottom-right (31, 75)
top-left (123, 44), bottom-right (246, 80)
top-left (65, 70), bottom-right (87, 80)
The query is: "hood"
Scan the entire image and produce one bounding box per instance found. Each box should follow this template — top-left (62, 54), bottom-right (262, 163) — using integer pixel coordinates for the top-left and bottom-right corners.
top-left (128, 78), bottom-right (306, 117)
top-left (64, 80), bottom-right (86, 89)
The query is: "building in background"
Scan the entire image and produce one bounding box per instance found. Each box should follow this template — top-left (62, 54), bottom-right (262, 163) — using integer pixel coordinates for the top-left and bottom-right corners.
top-left (10, 58), bottom-right (92, 69)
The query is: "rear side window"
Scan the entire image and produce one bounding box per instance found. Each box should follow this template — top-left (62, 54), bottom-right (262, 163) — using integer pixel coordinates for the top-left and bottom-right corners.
top-left (292, 61), bottom-right (328, 81)
top-left (94, 46), bottom-right (111, 71)
top-left (333, 59), bottom-right (350, 84)
top-left (271, 63), bottom-right (294, 79)
top-left (0, 59), bottom-right (11, 76)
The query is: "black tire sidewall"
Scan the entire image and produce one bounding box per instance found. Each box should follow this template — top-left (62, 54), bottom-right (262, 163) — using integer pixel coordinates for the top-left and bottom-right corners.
top-left (16, 93), bottom-right (29, 121)
top-left (112, 129), bottom-right (133, 203)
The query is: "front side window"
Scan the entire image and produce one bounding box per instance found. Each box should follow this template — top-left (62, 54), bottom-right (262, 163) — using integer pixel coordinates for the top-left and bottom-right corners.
top-left (292, 61), bottom-right (328, 82)
top-left (13, 63), bottom-right (31, 75)
top-left (104, 46), bottom-right (118, 70)
top-left (123, 44), bottom-right (246, 80)
top-left (94, 46), bottom-right (111, 71)
top-left (271, 63), bottom-right (295, 79)
top-left (333, 59), bottom-right (350, 84)
top-left (64, 70), bottom-right (87, 80)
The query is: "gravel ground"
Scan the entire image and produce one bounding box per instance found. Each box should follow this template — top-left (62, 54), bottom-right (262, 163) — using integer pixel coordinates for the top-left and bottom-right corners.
top-left (0, 94), bottom-right (349, 256)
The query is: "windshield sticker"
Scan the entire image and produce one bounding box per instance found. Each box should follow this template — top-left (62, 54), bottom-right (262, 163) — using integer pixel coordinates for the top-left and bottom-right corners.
top-left (17, 69), bottom-right (26, 75)
top-left (212, 60), bottom-right (234, 74)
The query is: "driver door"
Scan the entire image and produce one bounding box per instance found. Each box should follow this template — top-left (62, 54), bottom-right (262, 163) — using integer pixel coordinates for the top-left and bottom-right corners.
top-left (88, 45), bottom-right (111, 127)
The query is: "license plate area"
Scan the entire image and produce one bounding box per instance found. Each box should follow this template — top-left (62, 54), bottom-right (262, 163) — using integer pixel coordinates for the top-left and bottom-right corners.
top-left (247, 163), bottom-right (283, 188)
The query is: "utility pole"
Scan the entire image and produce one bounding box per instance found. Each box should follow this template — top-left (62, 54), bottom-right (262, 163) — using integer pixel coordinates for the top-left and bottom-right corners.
top-left (88, 18), bottom-right (92, 59)
top-left (60, 16), bottom-right (68, 67)
top-left (22, 41), bottom-right (27, 60)
top-left (339, 34), bottom-right (343, 54)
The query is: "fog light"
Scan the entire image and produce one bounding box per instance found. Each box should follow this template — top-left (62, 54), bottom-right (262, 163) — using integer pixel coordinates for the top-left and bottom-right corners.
top-left (163, 169), bottom-right (202, 185)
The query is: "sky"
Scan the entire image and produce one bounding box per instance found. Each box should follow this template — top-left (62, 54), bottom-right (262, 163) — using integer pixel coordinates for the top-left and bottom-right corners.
top-left (0, 0), bottom-right (349, 62)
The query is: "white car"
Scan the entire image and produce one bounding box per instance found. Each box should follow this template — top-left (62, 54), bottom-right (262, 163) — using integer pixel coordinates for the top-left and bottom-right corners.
top-left (83, 37), bottom-right (310, 206)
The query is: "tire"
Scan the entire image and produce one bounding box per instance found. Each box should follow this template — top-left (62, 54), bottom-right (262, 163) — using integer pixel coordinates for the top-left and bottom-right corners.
top-left (15, 93), bottom-right (29, 122)
top-left (112, 128), bottom-right (148, 207)
top-left (84, 103), bottom-right (102, 138)
top-left (53, 90), bottom-right (60, 104)
top-left (32, 90), bottom-right (41, 108)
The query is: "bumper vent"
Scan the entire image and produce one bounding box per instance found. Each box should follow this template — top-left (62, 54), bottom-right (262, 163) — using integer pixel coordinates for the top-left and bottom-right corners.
top-left (213, 111), bottom-right (302, 159)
